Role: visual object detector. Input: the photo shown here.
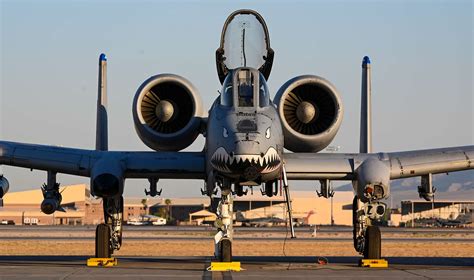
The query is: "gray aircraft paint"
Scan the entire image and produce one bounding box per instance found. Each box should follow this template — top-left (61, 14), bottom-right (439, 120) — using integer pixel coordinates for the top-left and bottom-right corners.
top-left (96, 53), bottom-right (108, 152)
top-left (359, 56), bottom-right (372, 154)
top-left (206, 68), bottom-right (284, 185)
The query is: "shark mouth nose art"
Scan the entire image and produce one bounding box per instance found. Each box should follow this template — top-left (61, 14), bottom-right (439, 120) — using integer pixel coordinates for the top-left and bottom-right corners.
top-left (211, 147), bottom-right (281, 174)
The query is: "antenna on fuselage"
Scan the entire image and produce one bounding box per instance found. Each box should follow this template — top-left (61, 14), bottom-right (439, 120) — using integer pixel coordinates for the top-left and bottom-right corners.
top-left (96, 53), bottom-right (108, 151)
top-left (359, 56), bottom-right (372, 153)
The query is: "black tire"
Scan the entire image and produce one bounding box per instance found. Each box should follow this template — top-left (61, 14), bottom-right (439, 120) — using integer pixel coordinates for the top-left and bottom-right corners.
top-left (235, 185), bottom-right (244, 197)
top-left (265, 181), bottom-right (274, 197)
top-left (363, 225), bottom-right (381, 259)
top-left (352, 196), bottom-right (359, 250)
top-left (219, 239), bottom-right (232, 262)
top-left (95, 223), bottom-right (111, 258)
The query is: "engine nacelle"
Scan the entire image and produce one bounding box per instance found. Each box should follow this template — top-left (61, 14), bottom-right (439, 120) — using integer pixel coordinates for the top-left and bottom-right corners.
top-left (355, 158), bottom-right (391, 203)
top-left (274, 75), bottom-right (343, 152)
top-left (133, 74), bottom-right (203, 151)
top-left (0, 176), bottom-right (10, 198)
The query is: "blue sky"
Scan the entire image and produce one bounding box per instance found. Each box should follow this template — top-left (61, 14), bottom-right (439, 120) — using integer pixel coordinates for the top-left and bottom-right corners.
top-left (1, 0), bottom-right (472, 197)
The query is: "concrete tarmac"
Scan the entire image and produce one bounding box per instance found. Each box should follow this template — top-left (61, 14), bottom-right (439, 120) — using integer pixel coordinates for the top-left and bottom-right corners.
top-left (1, 236), bottom-right (473, 243)
top-left (0, 256), bottom-right (472, 280)
top-left (1, 225), bottom-right (473, 234)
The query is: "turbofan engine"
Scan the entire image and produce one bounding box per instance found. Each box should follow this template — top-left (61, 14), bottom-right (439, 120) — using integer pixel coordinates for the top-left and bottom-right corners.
top-left (274, 75), bottom-right (343, 152)
top-left (133, 74), bottom-right (203, 151)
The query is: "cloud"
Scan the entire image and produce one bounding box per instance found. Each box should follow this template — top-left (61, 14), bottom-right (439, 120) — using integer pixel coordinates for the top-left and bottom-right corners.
top-left (447, 183), bottom-right (463, 192)
top-left (401, 178), bottom-right (416, 187)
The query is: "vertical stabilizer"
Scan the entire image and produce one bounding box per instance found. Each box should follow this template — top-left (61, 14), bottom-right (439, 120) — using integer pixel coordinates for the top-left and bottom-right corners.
top-left (96, 53), bottom-right (108, 151)
top-left (359, 56), bottom-right (372, 153)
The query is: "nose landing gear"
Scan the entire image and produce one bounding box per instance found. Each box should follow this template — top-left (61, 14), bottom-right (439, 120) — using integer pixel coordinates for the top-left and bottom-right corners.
top-left (214, 188), bottom-right (234, 262)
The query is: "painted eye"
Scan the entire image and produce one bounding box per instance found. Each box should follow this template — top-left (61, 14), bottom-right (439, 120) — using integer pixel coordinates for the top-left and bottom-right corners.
top-left (223, 127), bottom-right (229, 138)
top-left (265, 127), bottom-right (271, 139)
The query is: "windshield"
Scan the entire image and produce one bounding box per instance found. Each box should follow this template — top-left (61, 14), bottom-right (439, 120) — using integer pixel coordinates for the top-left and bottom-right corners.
top-left (221, 69), bottom-right (269, 108)
top-left (237, 70), bottom-right (255, 107)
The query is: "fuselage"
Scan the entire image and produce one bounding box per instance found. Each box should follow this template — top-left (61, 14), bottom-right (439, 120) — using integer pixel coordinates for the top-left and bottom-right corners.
top-left (205, 67), bottom-right (284, 186)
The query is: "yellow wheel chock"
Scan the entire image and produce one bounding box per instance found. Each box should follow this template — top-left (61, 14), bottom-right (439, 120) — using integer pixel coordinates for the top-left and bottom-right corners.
top-left (359, 259), bottom-right (388, 268)
top-left (208, 261), bottom-right (242, 272)
top-left (87, 258), bottom-right (118, 267)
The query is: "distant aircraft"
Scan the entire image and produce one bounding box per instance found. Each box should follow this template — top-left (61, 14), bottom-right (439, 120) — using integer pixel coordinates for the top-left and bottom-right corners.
top-left (436, 213), bottom-right (472, 228)
top-left (0, 9), bottom-right (472, 262)
top-left (235, 211), bottom-right (286, 227)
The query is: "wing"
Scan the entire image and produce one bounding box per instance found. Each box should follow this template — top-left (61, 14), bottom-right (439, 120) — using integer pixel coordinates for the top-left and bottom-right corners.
top-left (283, 145), bottom-right (474, 180)
top-left (0, 141), bottom-right (205, 179)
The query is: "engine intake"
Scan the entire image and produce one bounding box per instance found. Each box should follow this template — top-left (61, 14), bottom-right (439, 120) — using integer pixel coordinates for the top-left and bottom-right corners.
top-left (274, 75), bottom-right (343, 152)
top-left (133, 74), bottom-right (203, 151)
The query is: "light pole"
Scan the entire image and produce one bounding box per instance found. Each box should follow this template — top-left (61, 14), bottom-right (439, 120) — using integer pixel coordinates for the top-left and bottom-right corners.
top-left (330, 194), bottom-right (334, 226)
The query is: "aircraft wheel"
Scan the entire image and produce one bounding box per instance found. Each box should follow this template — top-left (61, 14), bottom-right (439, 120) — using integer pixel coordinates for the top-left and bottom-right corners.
top-left (95, 223), bottom-right (111, 258)
top-left (363, 225), bottom-right (381, 259)
top-left (235, 185), bottom-right (244, 197)
top-left (219, 239), bottom-right (232, 262)
top-left (352, 196), bottom-right (359, 249)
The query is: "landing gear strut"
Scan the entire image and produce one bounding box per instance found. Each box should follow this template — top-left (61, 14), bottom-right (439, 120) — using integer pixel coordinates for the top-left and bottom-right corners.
top-left (95, 196), bottom-right (123, 258)
top-left (352, 196), bottom-right (382, 259)
top-left (214, 187), bottom-right (233, 262)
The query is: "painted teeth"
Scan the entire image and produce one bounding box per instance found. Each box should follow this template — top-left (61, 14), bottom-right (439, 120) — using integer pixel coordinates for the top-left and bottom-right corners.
top-left (211, 147), bottom-right (281, 173)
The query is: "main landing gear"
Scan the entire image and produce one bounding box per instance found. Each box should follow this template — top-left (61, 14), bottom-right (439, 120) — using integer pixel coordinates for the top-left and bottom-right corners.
top-left (95, 196), bottom-right (123, 258)
top-left (352, 196), bottom-right (384, 259)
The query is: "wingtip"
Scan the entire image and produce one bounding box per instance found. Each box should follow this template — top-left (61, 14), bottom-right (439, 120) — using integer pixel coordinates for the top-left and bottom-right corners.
top-left (99, 53), bottom-right (107, 62)
top-left (362, 56), bottom-right (371, 66)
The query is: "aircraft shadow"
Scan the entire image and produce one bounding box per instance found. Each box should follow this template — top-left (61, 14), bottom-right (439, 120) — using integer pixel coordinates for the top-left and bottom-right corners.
top-left (0, 255), bottom-right (472, 267)
top-left (233, 256), bottom-right (474, 267)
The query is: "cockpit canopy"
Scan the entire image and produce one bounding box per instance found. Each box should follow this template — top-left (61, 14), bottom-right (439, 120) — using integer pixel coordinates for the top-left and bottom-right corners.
top-left (221, 68), bottom-right (270, 108)
top-left (216, 9), bottom-right (274, 84)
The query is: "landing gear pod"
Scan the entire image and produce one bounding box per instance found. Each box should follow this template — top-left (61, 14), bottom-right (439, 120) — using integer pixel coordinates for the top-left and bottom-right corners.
top-left (0, 175), bottom-right (9, 198)
top-left (216, 9), bottom-right (274, 84)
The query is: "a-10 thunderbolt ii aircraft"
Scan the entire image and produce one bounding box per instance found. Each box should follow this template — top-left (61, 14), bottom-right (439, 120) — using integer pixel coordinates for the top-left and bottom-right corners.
top-left (0, 9), bottom-right (473, 262)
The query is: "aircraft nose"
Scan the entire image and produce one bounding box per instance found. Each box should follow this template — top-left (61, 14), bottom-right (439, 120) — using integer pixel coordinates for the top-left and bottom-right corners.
top-left (233, 139), bottom-right (260, 155)
top-left (210, 145), bottom-right (281, 175)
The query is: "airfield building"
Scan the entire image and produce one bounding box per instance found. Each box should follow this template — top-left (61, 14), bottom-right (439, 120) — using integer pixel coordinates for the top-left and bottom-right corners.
top-left (0, 185), bottom-right (158, 225)
top-left (7, 184), bottom-right (467, 227)
top-left (399, 200), bottom-right (474, 227)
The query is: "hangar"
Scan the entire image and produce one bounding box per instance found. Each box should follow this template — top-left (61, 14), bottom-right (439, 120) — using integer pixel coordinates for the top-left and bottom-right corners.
top-left (1, 184), bottom-right (357, 226)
